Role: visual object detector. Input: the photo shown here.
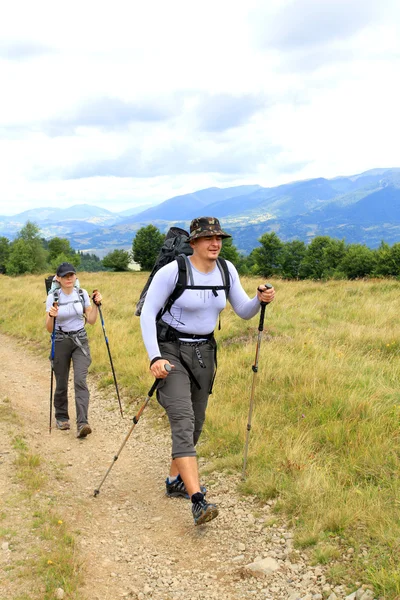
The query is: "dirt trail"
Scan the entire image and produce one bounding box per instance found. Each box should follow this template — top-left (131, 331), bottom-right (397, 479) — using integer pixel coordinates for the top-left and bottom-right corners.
top-left (0, 333), bottom-right (337, 600)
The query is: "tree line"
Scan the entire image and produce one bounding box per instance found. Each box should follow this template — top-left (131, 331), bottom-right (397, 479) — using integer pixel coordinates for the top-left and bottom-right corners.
top-left (0, 222), bottom-right (113, 275)
top-left (132, 225), bottom-right (400, 280)
top-left (1, 221), bottom-right (400, 280)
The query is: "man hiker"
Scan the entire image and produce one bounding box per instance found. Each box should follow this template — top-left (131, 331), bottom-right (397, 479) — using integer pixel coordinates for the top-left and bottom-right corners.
top-left (45, 262), bottom-right (102, 438)
top-left (140, 216), bottom-right (275, 525)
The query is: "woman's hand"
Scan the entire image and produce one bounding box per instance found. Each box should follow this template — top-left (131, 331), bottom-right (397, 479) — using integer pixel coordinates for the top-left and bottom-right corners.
top-left (92, 290), bottom-right (102, 306)
top-left (49, 304), bottom-right (59, 318)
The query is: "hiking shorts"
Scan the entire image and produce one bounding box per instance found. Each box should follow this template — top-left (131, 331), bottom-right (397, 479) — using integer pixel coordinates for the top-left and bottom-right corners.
top-left (156, 338), bottom-right (216, 459)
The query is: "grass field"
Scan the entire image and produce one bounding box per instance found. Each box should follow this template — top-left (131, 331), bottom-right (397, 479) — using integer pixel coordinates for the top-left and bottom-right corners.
top-left (1, 272), bottom-right (399, 597)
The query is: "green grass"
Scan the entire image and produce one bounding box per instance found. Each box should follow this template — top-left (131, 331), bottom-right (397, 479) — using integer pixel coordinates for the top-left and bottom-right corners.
top-left (1, 273), bottom-right (400, 595)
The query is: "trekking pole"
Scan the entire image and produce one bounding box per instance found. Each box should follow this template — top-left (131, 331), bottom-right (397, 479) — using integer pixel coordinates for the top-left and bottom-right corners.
top-left (241, 283), bottom-right (273, 480)
top-left (49, 302), bottom-right (57, 434)
top-left (92, 290), bottom-right (124, 418)
top-left (93, 364), bottom-right (171, 497)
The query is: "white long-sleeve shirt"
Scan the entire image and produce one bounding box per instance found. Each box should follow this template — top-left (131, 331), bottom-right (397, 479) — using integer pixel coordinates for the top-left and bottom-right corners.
top-left (140, 257), bottom-right (261, 361)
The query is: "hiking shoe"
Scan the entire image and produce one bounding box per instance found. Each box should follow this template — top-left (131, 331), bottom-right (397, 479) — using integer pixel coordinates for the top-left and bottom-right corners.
top-left (76, 424), bottom-right (92, 438)
top-left (192, 497), bottom-right (219, 526)
top-left (165, 474), bottom-right (207, 499)
top-left (56, 420), bottom-right (70, 430)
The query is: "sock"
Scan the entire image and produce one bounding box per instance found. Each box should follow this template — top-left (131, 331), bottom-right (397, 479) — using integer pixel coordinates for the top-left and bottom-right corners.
top-left (191, 492), bottom-right (204, 504)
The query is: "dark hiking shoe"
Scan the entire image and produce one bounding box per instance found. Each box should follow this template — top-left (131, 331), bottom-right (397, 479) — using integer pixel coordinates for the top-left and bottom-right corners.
top-left (192, 497), bottom-right (219, 526)
top-left (56, 420), bottom-right (70, 430)
top-left (165, 474), bottom-right (207, 499)
top-left (76, 424), bottom-right (92, 438)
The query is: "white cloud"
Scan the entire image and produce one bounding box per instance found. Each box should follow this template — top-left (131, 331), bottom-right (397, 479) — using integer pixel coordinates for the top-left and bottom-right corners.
top-left (0, 0), bottom-right (399, 215)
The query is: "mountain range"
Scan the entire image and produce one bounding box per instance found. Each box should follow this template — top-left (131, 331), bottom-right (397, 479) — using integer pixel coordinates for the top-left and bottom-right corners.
top-left (1, 168), bottom-right (400, 256)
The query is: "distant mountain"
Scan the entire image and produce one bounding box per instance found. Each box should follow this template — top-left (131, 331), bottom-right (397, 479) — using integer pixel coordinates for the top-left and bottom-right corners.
top-left (0, 204), bottom-right (122, 239)
top-left (122, 185), bottom-right (261, 223)
top-left (117, 202), bottom-right (157, 217)
top-left (2, 169), bottom-right (400, 255)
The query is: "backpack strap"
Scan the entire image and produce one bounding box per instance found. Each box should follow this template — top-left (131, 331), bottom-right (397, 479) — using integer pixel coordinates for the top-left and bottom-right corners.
top-left (183, 257), bottom-right (230, 297)
top-left (159, 255), bottom-right (231, 321)
top-left (52, 288), bottom-right (86, 321)
top-left (159, 254), bottom-right (189, 319)
top-left (216, 257), bottom-right (230, 299)
top-left (78, 288), bottom-right (87, 320)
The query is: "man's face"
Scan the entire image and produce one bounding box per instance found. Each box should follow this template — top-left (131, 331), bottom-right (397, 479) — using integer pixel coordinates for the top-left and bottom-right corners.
top-left (191, 235), bottom-right (222, 260)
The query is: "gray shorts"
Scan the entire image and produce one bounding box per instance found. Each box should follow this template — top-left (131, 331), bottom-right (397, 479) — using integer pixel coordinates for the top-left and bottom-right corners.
top-left (157, 339), bottom-right (216, 459)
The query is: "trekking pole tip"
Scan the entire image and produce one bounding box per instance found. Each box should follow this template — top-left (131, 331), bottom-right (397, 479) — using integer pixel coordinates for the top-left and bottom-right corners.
top-left (93, 488), bottom-right (100, 497)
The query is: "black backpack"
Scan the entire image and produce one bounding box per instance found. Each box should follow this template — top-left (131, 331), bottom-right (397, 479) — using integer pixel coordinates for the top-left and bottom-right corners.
top-left (135, 227), bottom-right (230, 318)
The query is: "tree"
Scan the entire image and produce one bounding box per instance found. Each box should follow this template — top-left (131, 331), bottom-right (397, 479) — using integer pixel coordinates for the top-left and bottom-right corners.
top-left (339, 244), bottom-right (376, 279)
top-left (132, 225), bottom-right (165, 271)
top-left (300, 236), bottom-right (332, 279)
top-left (389, 243), bottom-right (400, 277)
top-left (251, 232), bottom-right (284, 277)
top-left (322, 238), bottom-right (347, 277)
top-left (281, 240), bottom-right (307, 279)
top-left (0, 237), bottom-right (10, 274)
top-left (78, 251), bottom-right (106, 272)
top-left (218, 238), bottom-right (247, 272)
top-left (48, 237), bottom-right (74, 261)
top-left (7, 221), bottom-right (47, 275)
top-left (102, 249), bottom-right (131, 271)
top-left (373, 241), bottom-right (396, 277)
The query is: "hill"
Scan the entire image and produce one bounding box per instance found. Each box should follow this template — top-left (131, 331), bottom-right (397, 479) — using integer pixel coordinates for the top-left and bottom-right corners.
top-left (1, 168), bottom-right (400, 254)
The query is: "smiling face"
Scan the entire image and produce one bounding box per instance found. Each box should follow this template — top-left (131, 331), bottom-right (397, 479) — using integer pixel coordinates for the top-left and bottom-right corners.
top-left (190, 234), bottom-right (223, 262)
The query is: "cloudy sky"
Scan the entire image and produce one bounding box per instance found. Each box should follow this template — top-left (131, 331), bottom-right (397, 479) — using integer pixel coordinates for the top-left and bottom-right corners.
top-left (1, 0), bottom-right (399, 215)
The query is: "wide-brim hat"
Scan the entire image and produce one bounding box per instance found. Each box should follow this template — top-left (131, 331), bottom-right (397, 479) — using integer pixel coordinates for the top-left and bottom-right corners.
top-left (189, 216), bottom-right (231, 240)
top-left (56, 262), bottom-right (77, 277)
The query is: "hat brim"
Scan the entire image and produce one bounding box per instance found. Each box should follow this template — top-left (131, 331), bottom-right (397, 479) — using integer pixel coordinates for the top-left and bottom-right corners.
top-left (189, 230), bottom-right (231, 240)
top-left (58, 271), bottom-right (76, 277)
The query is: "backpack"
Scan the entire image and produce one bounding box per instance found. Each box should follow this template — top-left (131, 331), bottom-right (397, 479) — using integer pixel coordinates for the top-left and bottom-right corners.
top-left (134, 227), bottom-right (230, 318)
top-left (45, 275), bottom-right (86, 314)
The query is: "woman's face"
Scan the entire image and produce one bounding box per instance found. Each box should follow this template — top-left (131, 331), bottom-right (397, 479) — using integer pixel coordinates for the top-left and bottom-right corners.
top-left (56, 272), bottom-right (77, 289)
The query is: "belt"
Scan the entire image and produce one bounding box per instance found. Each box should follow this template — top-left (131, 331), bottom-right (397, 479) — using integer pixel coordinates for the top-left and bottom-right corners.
top-left (179, 339), bottom-right (210, 346)
top-left (157, 320), bottom-right (214, 343)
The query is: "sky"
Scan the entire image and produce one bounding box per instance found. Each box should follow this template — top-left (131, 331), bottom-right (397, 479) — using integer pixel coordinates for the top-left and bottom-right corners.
top-left (1, 0), bottom-right (400, 216)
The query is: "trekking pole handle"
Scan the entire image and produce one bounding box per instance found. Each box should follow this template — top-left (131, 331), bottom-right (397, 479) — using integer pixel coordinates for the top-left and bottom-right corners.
top-left (148, 364), bottom-right (171, 397)
top-left (257, 283), bottom-right (273, 332)
top-left (257, 283), bottom-right (273, 306)
top-left (92, 289), bottom-right (102, 306)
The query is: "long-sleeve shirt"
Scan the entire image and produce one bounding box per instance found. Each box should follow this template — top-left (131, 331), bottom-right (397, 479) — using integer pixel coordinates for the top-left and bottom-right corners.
top-left (140, 257), bottom-right (261, 361)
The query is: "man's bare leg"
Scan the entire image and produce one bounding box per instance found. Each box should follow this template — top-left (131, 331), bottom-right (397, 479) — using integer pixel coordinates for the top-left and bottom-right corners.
top-left (170, 456), bottom-right (201, 497)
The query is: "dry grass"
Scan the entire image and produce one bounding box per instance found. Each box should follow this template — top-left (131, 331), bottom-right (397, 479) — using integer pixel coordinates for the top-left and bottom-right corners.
top-left (1, 273), bottom-right (400, 595)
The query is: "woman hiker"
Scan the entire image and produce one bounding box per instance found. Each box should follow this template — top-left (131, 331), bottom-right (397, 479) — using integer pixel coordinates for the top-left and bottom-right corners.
top-left (140, 216), bottom-right (275, 525)
top-left (45, 262), bottom-right (102, 438)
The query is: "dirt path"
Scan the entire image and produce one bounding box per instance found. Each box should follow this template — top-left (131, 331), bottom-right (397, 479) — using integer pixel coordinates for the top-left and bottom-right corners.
top-left (0, 333), bottom-right (341, 600)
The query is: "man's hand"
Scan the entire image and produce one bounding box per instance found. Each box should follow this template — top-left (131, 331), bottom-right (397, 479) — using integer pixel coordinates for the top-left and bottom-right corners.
top-left (150, 359), bottom-right (174, 379)
top-left (257, 284), bottom-right (275, 304)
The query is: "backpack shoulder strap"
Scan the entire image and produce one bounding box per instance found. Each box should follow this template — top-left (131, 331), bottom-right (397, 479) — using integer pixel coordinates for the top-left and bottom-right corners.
top-left (78, 288), bottom-right (86, 315)
top-left (159, 255), bottom-right (188, 318)
top-left (216, 257), bottom-right (230, 299)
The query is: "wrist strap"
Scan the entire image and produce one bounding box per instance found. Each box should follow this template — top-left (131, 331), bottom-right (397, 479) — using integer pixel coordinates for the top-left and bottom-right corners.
top-left (150, 356), bottom-right (162, 367)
